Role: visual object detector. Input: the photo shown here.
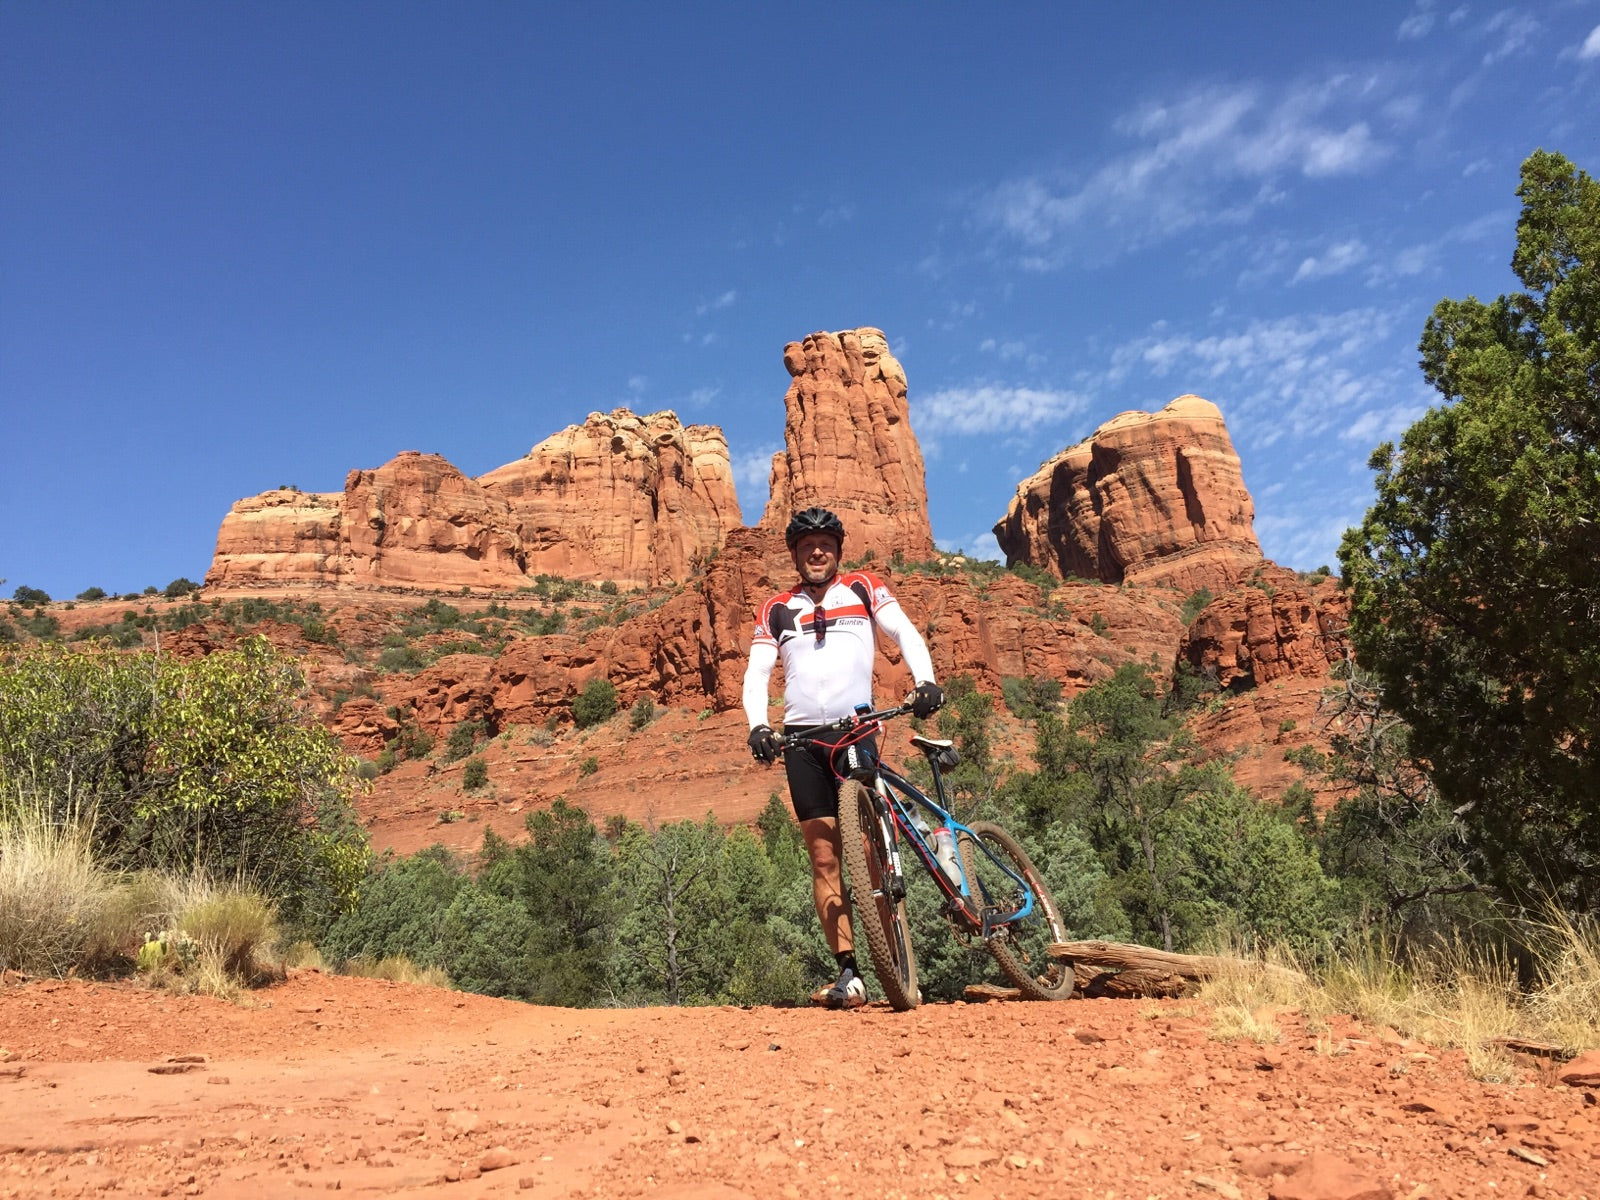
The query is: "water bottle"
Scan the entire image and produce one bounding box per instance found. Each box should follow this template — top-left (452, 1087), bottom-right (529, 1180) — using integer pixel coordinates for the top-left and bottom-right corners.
top-left (932, 827), bottom-right (961, 887)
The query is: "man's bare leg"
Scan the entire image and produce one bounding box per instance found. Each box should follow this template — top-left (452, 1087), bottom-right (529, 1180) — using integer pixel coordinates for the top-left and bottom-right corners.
top-left (800, 816), bottom-right (853, 954)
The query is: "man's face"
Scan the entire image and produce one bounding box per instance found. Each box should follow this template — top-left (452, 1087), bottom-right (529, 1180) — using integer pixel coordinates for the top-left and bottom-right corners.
top-left (793, 532), bottom-right (841, 585)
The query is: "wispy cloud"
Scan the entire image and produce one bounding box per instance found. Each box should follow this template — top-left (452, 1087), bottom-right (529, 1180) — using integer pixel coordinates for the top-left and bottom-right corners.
top-left (973, 76), bottom-right (1402, 268)
top-left (1291, 238), bottom-right (1369, 282)
top-left (695, 290), bottom-right (738, 317)
top-left (730, 443), bottom-right (781, 519)
top-left (1398, 12), bottom-right (1436, 40)
top-left (1579, 24), bottom-right (1600, 59)
top-left (914, 384), bottom-right (1089, 438)
top-left (1104, 307), bottom-right (1414, 450)
top-left (1481, 9), bottom-right (1540, 65)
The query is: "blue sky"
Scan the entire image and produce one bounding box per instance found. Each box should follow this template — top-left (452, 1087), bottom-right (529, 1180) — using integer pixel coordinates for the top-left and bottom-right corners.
top-left (4, 2), bottom-right (1598, 599)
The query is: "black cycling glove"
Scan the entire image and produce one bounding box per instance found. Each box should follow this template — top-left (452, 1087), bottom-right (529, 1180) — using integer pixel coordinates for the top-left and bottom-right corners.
top-left (911, 681), bottom-right (944, 719)
top-left (747, 724), bottom-right (781, 764)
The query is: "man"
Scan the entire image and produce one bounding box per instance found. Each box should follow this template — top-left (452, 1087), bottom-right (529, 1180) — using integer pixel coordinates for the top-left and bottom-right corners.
top-left (743, 507), bottom-right (943, 1008)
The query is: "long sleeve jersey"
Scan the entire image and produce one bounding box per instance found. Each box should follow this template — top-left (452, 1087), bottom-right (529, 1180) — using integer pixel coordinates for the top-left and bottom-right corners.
top-left (741, 570), bottom-right (937, 729)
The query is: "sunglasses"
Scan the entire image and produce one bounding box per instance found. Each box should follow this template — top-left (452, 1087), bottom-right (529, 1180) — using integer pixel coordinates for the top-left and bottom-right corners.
top-left (813, 603), bottom-right (827, 645)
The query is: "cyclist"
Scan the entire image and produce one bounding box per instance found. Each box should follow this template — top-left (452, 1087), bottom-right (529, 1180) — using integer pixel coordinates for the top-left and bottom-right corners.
top-left (743, 506), bottom-right (943, 1008)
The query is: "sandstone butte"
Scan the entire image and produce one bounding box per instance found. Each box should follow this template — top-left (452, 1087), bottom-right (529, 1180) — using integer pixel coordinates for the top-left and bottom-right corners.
top-left (205, 410), bottom-right (740, 591)
top-left (758, 326), bottom-right (937, 563)
top-left (993, 394), bottom-right (1263, 595)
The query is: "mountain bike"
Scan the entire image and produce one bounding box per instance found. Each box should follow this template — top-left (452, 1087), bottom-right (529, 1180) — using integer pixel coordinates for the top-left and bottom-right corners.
top-left (782, 703), bottom-right (1075, 1010)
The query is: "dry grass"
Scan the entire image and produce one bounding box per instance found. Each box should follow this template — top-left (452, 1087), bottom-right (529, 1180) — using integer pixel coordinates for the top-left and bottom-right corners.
top-left (343, 953), bottom-right (451, 989)
top-left (1194, 915), bottom-right (1600, 1082)
top-left (0, 817), bottom-right (123, 976)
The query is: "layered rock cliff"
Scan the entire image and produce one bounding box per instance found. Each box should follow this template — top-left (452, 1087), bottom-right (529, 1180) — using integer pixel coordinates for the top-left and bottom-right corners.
top-left (205, 453), bottom-right (528, 590)
top-left (479, 409), bottom-right (739, 587)
top-left (993, 395), bottom-right (1262, 596)
top-left (759, 328), bottom-right (936, 563)
top-left (206, 411), bottom-right (738, 591)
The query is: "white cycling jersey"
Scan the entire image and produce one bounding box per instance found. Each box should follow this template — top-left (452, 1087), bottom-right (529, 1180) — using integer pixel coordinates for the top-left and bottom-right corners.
top-left (742, 570), bottom-right (937, 730)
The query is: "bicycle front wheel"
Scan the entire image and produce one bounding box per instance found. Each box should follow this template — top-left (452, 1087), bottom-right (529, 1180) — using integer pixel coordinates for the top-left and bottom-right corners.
top-left (958, 820), bottom-right (1074, 1000)
top-left (836, 779), bottom-right (920, 1011)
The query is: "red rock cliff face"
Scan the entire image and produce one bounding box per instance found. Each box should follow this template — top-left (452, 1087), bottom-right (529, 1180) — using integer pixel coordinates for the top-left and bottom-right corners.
top-left (206, 412), bottom-right (738, 592)
top-left (205, 454), bottom-right (528, 590)
top-left (993, 395), bottom-right (1262, 596)
top-left (478, 409), bottom-right (738, 587)
top-left (340, 453), bottom-right (528, 588)
top-left (759, 328), bottom-right (936, 563)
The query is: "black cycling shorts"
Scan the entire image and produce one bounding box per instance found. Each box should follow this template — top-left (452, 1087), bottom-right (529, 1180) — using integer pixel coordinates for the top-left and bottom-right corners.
top-left (782, 726), bottom-right (879, 823)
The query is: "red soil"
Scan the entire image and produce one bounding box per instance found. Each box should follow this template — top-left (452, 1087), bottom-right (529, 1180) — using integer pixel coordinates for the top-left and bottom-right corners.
top-left (2, 971), bottom-right (1596, 1199)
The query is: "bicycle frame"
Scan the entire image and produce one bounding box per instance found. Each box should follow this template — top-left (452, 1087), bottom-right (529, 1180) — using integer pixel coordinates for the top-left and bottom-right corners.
top-left (786, 706), bottom-right (1038, 940)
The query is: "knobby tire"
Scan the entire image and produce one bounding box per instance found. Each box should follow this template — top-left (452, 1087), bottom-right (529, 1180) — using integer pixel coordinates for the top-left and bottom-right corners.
top-left (958, 820), bottom-right (1075, 1000)
top-left (836, 779), bottom-right (920, 1011)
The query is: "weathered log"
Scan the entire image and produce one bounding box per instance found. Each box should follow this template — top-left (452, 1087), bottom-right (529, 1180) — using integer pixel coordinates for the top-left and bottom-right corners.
top-left (1080, 968), bottom-right (1191, 999)
top-left (1048, 940), bottom-right (1305, 985)
top-left (963, 983), bottom-right (1022, 1002)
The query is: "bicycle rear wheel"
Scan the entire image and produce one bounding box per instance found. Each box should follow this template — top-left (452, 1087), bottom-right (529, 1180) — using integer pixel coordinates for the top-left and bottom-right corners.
top-left (958, 820), bottom-right (1074, 1000)
top-left (836, 779), bottom-right (920, 1011)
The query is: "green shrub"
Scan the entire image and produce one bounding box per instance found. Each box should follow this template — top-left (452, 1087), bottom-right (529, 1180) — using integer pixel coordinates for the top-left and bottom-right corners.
top-left (628, 696), bottom-right (657, 731)
top-left (377, 644), bottom-right (428, 673)
top-left (578, 756), bottom-right (599, 778)
top-left (354, 759), bottom-right (382, 782)
top-left (599, 580), bottom-right (619, 596)
top-left (1181, 588), bottom-right (1215, 625)
top-left (12, 586), bottom-right (50, 606)
top-left (572, 678), bottom-right (618, 729)
top-left (163, 578), bottom-right (200, 600)
top-left (0, 638), bottom-right (370, 932)
top-left (1090, 612), bottom-right (1108, 636)
top-left (462, 757), bottom-right (489, 791)
top-left (76, 587), bottom-right (107, 602)
top-left (441, 720), bottom-right (486, 764)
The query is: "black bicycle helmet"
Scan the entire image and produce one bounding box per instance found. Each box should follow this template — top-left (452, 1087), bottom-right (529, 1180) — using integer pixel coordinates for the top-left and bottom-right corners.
top-left (785, 506), bottom-right (846, 549)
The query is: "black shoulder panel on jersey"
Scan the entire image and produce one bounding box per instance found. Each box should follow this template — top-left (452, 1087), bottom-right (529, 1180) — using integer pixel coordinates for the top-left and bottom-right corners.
top-left (767, 604), bottom-right (798, 641)
top-left (849, 579), bottom-right (874, 623)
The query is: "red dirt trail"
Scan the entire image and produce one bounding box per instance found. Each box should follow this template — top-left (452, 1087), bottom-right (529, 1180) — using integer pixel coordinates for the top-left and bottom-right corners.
top-left (2, 971), bottom-right (1596, 1199)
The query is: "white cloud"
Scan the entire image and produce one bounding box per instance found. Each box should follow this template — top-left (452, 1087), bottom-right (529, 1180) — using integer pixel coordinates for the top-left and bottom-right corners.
top-left (1291, 238), bottom-right (1369, 282)
top-left (974, 76), bottom-right (1400, 267)
top-left (683, 386), bottom-right (720, 410)
top-left (730, 444), bottom-right (781, 518)
top-left (1481, 9), bottom-right (1540, 65)
top-left (627, 375), bottom-right (648, 393)
top-left (817, 203), bottom-right (856, 227)
top-left (1398, 12), bottom-right (1436, 40)
top-left (914, 384), bottom-right (1089, 437)
top-left (1103, 307), bottom-right (1414, 451)
top-left (694, 290), bottom-right (738, 317)
top-left (1580, 24), bottom-right (1600, 59)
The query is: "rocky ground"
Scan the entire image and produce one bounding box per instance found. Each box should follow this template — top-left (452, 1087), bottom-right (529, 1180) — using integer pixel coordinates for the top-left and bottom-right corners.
top-left (3, 971), bottom-right (1597, 1199)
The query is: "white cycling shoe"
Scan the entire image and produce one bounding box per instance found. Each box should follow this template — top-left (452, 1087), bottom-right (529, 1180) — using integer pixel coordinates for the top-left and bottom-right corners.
top-left (812, 966), bottom-right (868, 1009)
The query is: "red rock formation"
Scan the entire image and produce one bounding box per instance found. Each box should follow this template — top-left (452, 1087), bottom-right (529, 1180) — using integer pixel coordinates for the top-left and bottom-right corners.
top-left (759, 328), bottom-right (936, 563)
top-left (207, 413), bottom-right (739, 592)
top-left (478, 409), bottom-right (739, 587)
top-left (204, 489), bottom-right (345, 587)
top-left (1176, 567), bottom-right (1350, 802)
top-left (340, 454), bottom-right (528, 589)
top-left (1177, 566), bottom-right (1348, 691)
top-left (205, 454), bottom-right (526, 590)
top-left (993, 395), bottom-right (1262, 596)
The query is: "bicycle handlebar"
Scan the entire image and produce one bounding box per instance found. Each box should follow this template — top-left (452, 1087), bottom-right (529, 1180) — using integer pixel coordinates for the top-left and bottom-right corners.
top-left (779, 702), bottom-right (913, 748)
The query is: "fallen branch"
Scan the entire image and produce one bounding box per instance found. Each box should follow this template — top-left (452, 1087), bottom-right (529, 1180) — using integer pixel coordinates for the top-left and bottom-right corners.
top-left (1048, 940), bottom-right (1306, 986)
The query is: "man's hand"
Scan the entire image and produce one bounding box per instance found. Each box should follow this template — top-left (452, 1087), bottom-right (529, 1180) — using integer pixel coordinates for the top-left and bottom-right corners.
top-left (747, 724), bottom-right (782, 764)
top-left (911, 681), bottom-right (944, 719)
